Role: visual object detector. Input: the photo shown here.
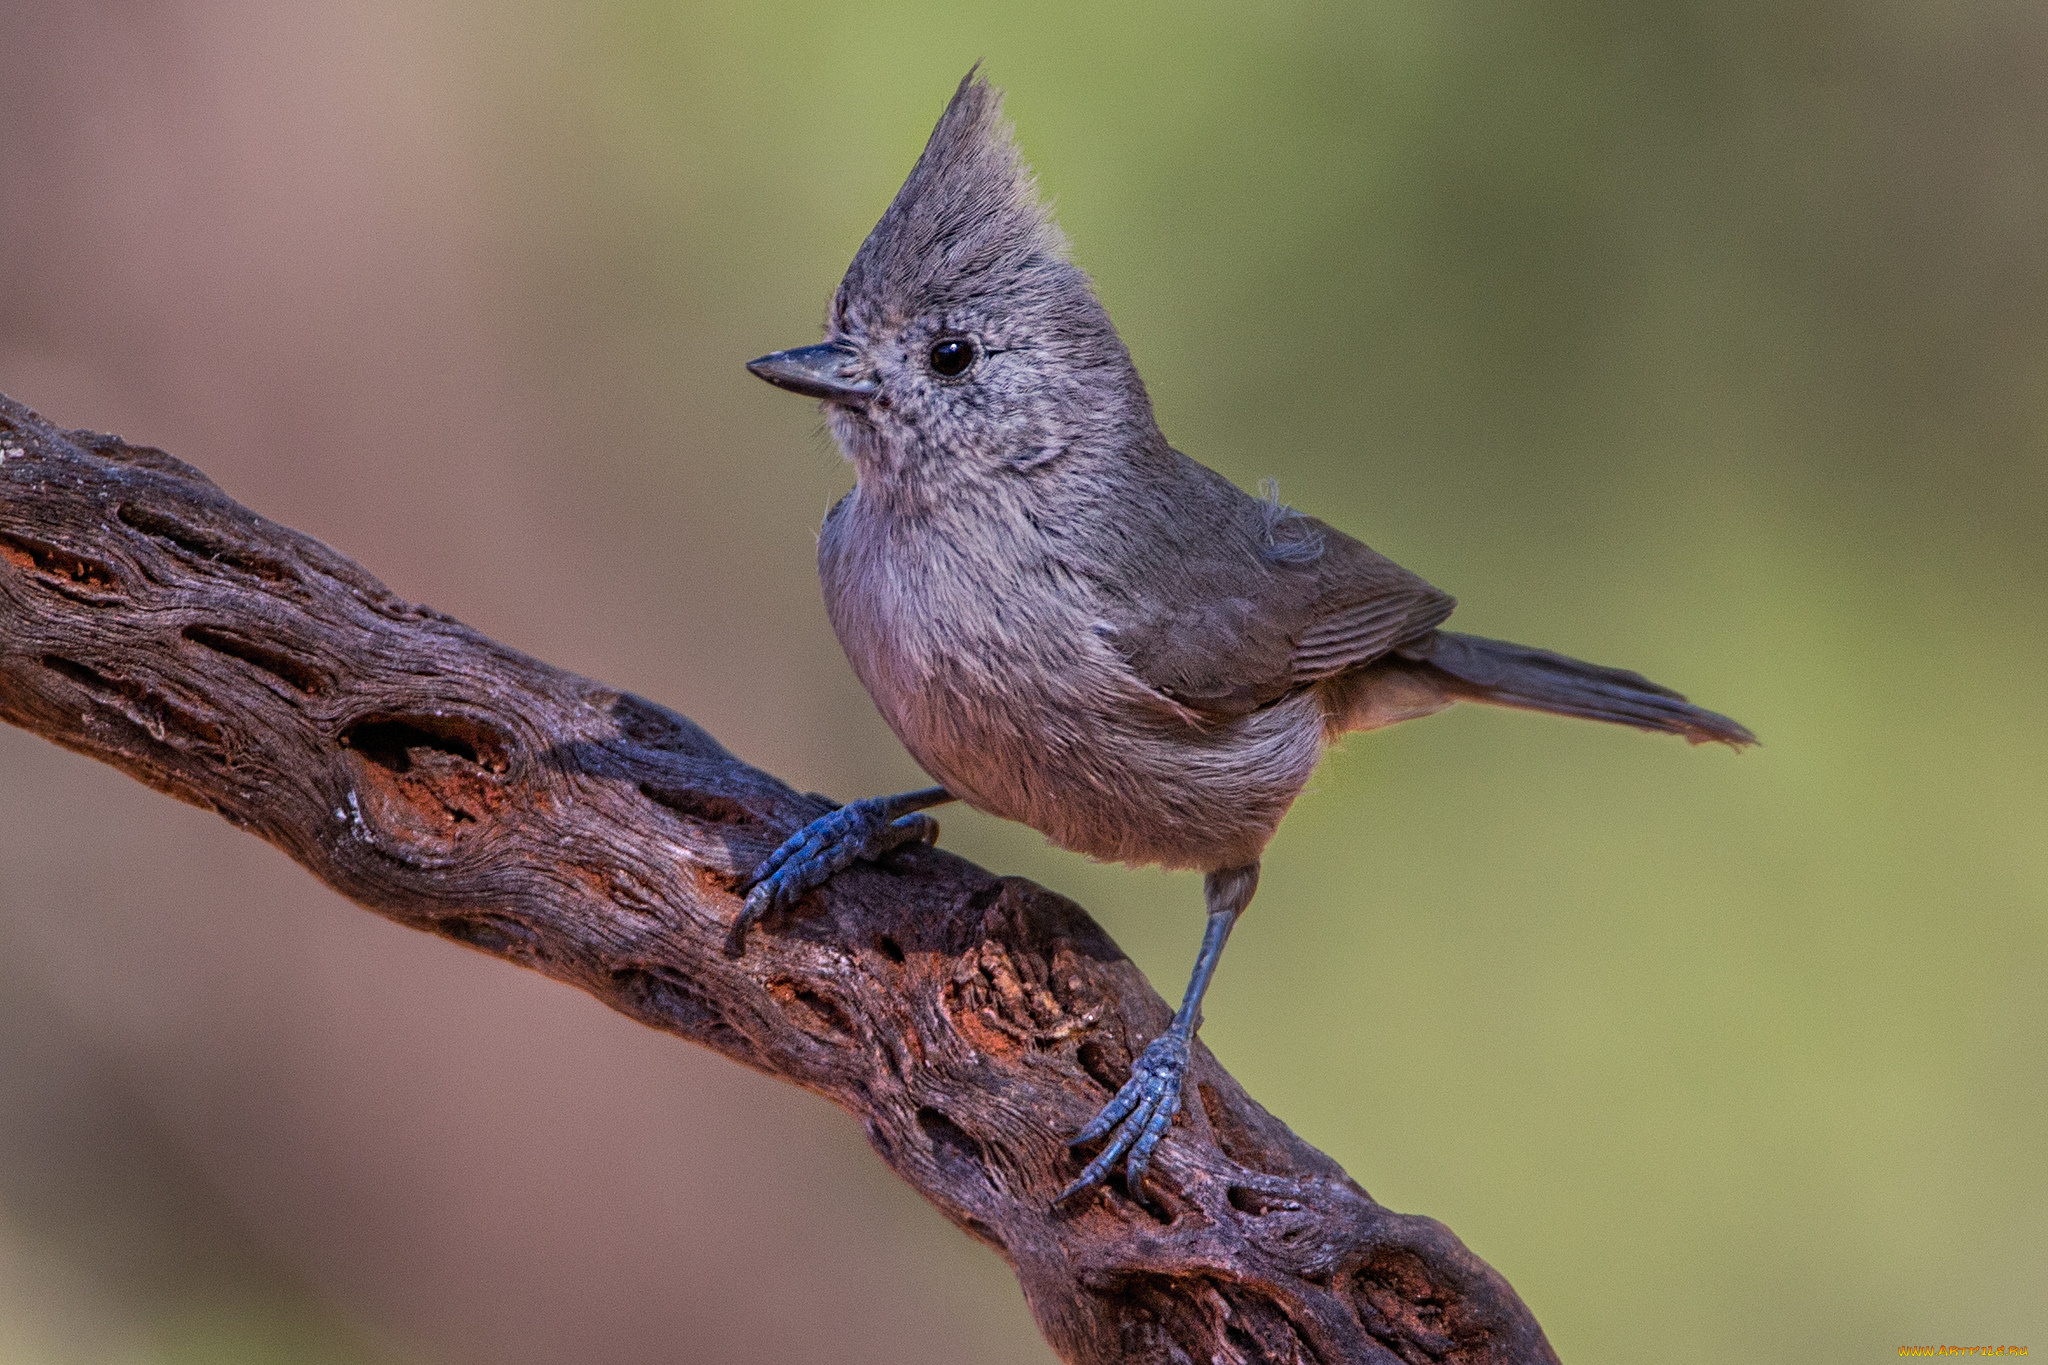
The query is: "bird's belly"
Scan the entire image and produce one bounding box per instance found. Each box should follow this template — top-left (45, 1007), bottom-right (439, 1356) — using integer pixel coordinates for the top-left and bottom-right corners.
top-left (821, 511), bottom-right (1325, 871)
top-left (880, 658), bottom-right (1326, 872)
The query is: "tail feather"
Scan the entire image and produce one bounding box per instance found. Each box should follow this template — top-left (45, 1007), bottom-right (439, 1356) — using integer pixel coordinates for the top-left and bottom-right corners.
top-left (1395, 630), bottom-right (1756, 748)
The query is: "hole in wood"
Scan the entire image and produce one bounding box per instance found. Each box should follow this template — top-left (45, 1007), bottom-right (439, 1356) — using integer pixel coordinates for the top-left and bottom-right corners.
top-left (638, 782), bottom-right (756, 827)
top-left (39, 654), bottom-right (224, 750)
top-left (0, 531), bottom-right (117, 589)
top-left (916, 1107), bottom-right (990, 1192)
top-left (116, 502), bottom-right (298, 582)
top-left (341, 714), bottom-right (509, 773)
top-left (1226, 1185), bottom-right (1303, 1217)
top-left (435, 914), bottom-right (534, 957)
top-left (41, 653), bottom-right (121, 698)
top-left (765, 977), bottom-right (856, 1044)
top-left (182, 624), bottom-right (327, 695)
top-left (339, 714), bottom-right (512, 843)
top-left (1077, 1040), bottom-right (1124, 1093)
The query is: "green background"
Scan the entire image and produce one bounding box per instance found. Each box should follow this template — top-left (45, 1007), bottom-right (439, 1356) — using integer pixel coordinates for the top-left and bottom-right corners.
top-left (0, 1), bottom-right (2040, 1361)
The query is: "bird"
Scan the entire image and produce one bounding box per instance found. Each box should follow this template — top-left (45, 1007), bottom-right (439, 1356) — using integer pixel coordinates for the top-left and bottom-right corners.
top-left (736, 69), bottom-right (1753, 1204)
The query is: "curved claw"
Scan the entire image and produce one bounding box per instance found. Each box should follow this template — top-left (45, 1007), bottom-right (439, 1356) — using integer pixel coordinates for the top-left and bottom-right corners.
top-left (722, 879), bottom-right (781, 959)
top-left (726, 797), bottom-right (941, 958)
top-left (1060, 1033), bottom-right (1190, 1204)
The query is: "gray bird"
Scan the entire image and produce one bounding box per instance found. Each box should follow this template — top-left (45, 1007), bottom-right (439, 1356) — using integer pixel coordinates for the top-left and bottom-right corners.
top-left (739, 70), bottom-right (1753, 1203)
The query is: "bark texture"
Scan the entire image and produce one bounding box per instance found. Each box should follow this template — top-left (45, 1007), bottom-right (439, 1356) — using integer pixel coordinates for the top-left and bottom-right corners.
top-left (0, 393), bottom-right (1560, 1365)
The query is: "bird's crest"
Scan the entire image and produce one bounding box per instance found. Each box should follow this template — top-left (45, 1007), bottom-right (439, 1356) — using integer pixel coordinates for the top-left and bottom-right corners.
top-left (836, 68), bottom-right (1069, 322)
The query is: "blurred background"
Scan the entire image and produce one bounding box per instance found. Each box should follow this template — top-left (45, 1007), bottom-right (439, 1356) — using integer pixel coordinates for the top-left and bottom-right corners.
top-left (0, 1), bottom-right (2042, 1361)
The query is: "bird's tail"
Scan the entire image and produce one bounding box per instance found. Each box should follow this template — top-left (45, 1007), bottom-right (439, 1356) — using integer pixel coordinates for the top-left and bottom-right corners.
top-left (1391, 630), bottom-right (1756, 748)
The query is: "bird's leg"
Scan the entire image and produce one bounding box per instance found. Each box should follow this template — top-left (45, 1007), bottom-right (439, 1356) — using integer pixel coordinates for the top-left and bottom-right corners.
top-left (1062, 861), bottom-right (1259, 1204)
top-left (727, 785), bottom-right (953, 957)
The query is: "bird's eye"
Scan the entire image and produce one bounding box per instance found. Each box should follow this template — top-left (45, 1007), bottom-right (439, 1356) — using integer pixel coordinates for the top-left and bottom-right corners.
top-left (928, 336), bottom-right (976, 378)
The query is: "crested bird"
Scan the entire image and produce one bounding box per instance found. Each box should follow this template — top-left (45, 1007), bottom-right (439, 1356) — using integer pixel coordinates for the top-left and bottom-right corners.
top-left (737, 70), bottom-right (1752, 1203)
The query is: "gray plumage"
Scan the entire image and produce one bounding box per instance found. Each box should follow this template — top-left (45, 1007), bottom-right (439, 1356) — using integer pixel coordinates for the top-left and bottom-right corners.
top-left (741, 70), bottom-right (1753, 1202)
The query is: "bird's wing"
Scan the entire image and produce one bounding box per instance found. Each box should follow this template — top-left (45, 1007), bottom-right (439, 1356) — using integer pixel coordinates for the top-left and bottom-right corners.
top-left (1092, 462), bottom-right (1455, 724)
top-left (1285, 530), bottom-right (1458, 686)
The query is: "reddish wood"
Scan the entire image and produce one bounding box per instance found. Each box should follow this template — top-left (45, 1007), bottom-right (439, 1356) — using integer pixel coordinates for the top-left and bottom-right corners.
top-left (0, 392), bottom-right (1560, 1365)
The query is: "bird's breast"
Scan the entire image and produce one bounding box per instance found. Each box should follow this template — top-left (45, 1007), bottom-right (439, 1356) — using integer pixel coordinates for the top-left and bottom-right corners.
top-left (820, 502), bottom-right (1091, 781)
top-left (817, 496), bottom-right (1323, 871)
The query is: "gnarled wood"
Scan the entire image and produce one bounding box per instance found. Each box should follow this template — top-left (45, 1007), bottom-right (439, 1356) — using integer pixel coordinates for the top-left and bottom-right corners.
top-left (0, 392), bottom-right (1559, 1365)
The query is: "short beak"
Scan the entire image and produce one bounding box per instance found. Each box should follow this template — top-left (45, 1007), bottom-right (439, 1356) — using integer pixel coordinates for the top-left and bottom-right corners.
top-left (744, 342), bottom-right (878, 407)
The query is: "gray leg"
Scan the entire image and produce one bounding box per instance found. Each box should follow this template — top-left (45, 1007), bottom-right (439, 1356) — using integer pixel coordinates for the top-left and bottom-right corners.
top-left (1061, 862), bottom-right (1259, 1204)
top-left (727, 786), bottom-right (952, 957)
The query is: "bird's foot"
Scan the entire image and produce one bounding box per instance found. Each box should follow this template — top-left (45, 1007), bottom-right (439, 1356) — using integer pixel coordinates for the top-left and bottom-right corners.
top-left (1061, 1031), bottom-right (1191, 1204)
top-left (727, 796), bottom-right (938, 957)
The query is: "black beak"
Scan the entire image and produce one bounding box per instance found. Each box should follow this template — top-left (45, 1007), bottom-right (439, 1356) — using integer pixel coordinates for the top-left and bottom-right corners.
top-left (745, 342), bottom-right (878, 407)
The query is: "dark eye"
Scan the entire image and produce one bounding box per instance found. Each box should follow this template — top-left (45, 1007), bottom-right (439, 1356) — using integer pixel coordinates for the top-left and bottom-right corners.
top-left (928, 336), bottom-right (976, 378)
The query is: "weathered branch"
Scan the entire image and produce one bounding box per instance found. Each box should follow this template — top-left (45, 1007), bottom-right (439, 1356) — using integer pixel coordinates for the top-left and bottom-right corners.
top-left (0, 392), bottom-right (1558, 1365)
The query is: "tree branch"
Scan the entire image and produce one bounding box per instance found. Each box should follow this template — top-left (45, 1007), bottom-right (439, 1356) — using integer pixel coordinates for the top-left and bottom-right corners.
top-left (0, 392), bottom-right (1559, 1365)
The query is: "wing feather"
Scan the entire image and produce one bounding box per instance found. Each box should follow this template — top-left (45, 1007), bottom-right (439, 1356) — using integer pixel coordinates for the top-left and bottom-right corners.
top-left (1090, 457), bottom-right (1455, 724)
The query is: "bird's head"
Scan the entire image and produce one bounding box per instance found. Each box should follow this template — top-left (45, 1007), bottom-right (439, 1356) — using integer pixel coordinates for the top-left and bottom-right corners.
top-left (747, 70), bottom-right (1158, 500)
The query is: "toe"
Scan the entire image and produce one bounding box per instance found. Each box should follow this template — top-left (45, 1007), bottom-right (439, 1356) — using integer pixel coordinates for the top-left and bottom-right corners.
top-left (742, 833), bottom-right (807, 894)
top-left (723, 885), bottom-right (770, 958)
top-left (1123, 1095), bottom-right (1177, 1202)
top-left (1060, 1106), bottom-right (1146, 1201)
top-left (1070, 1081), bottom-right (1142, 1148)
